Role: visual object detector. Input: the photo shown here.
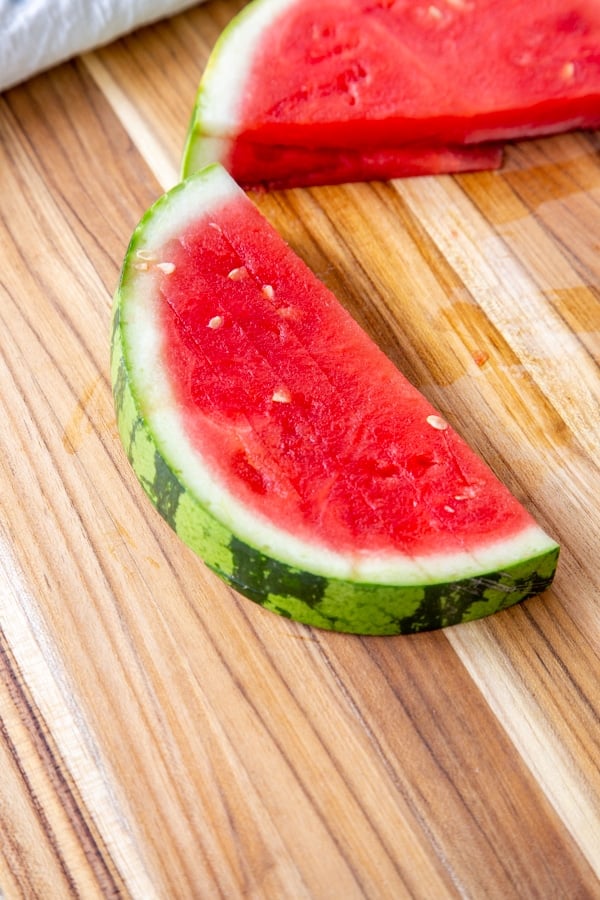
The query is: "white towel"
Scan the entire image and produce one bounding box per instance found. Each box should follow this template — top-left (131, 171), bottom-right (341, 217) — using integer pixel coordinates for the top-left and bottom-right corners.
top-left (0, 0), bottom-right (202, 91)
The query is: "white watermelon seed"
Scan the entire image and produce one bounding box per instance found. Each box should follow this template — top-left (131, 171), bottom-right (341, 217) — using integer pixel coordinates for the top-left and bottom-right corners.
top-left (561, 61), bottom-right (575, 81)
top-left (156, 262), bottom-right (176, 274)
top-left (454, 486), bottom-right (478, 500)
top-left (272, 388), bottom-right (291, 403)
top-left (426, 415), bottom-right (448, 430)
top-left (208, 316), bottom-right (224, 330)
top-left (228, 266), bottom-right (249, 281)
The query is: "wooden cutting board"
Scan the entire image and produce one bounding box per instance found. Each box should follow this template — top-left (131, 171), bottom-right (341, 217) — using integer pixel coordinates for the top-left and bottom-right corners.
top-left (1, 1), bottom-right (599, 896)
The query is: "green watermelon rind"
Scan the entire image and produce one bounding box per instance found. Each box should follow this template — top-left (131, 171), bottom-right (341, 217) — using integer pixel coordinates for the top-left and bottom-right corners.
top-left (110, 168), bottom-right (559, 635)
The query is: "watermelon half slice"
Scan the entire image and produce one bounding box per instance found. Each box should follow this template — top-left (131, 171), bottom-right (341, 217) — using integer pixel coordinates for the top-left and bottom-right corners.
top-left (111, 165), bottom-right (558, 634)
top-left (182, 0), bottom-right (600, 189)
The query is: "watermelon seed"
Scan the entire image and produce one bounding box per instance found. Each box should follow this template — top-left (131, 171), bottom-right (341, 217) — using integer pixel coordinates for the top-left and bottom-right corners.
top-left (133, 262), bottom-right (149, 271)
top-left (444, 505), bottom-right (455, 513)
top-left (208, 316), bottom-right (224, 330)
top-left (561, 61), bottom-right (575, 81)
top-left (208, 222), bottom-right (222, 232)
top-left (228, 266), bottom-right (249, 281)
top-left (136, 249), bottom-right (156, 261)
top-left (272, 388), bottom-right (291, 403)
top-left (446, 0), bottom-right (473, 10)
top-left (262, 284), bottom-right (275, 300)
top-left (428, 5), bottom-right (443, 20)
top-left (156, 262), bottom-right (176, 275)
top-left (426, 415), bottom-right (448, 431)
top-left (455, 486), bottom-right (478, 500)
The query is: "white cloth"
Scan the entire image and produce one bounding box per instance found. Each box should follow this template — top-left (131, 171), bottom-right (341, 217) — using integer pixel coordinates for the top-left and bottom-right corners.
top-left (0, 0), bottom-right (202, 91)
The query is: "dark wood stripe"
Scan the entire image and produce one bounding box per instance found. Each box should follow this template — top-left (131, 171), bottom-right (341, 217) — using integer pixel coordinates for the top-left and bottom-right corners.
top-left (0, 630), bottom-right (126, 898)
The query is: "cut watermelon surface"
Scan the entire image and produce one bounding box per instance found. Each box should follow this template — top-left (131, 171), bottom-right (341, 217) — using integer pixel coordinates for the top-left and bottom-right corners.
top-left (221, 139), bottom-right (504, 190)
top-left (111, 165), bottom-right (558, 634)
top-left (182, 0), bottom-right (600, 188)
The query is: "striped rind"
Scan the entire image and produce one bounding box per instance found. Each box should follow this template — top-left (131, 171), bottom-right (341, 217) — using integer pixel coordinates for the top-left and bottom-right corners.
top-left (111, 166), bottom-right (559, 634)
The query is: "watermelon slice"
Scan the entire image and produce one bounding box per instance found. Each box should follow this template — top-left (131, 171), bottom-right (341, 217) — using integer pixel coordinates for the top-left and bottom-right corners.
top-left (111, 164), bottom-right (559, 634)
top-left (182, 0), bottom-right (600, 188)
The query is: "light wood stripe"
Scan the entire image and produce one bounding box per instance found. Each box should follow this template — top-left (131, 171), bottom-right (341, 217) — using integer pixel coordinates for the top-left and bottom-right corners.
top-left (0, 536), bottom-right (157, 899)
top-left (82, 52), bottom-right (180, 191)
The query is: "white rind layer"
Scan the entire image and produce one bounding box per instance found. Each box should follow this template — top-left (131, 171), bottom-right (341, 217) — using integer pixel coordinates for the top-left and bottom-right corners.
top-left (120, 166), bottom-right (557, 586)
top-left (193, 0), bottom-right (295, 137)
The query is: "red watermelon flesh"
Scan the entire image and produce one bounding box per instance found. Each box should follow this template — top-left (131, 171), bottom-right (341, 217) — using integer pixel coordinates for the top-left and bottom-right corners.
top-left (231, 0), bottom-right (600, 146)
top-left (158, 179), bottom-right (536, 559)
top-left (183, 0), bottom-right (600, 187)
top-left (227, 138), bottom-right (503, 190)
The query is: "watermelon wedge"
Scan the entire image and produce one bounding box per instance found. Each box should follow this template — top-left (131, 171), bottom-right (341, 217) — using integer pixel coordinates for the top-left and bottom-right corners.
top-left (111, 164), bottom-right (559, 634)
top-left (182, 0), bottom-right (600, 189)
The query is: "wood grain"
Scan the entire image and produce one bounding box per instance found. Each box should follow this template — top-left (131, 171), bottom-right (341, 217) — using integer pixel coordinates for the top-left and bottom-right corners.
top-left (1, 1), bottom-right (600, 897)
